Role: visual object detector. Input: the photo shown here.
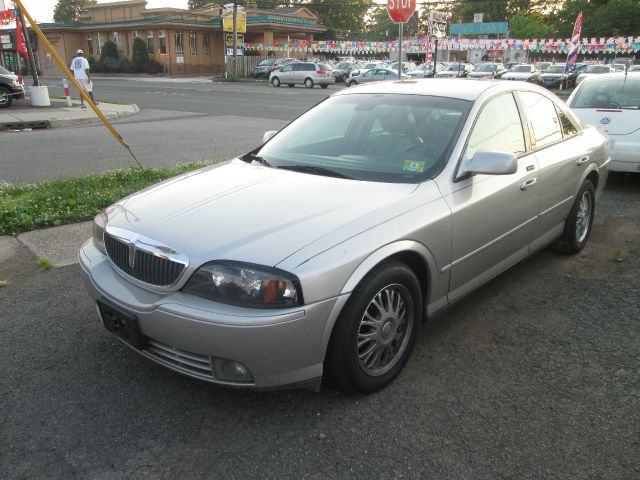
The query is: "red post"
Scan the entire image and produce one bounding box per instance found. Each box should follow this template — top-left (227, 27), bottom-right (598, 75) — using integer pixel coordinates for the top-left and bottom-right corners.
top-left (62, 78), bottom-right (72, 106)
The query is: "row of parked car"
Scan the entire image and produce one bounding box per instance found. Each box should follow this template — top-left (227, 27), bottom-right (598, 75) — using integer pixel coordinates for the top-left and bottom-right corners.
top-left (251, 56), bottom-right (640, 92)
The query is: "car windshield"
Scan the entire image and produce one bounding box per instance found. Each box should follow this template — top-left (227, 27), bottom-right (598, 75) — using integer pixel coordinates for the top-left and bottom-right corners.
top-left (259, 59), bottom-right (276, 66)
top-left (253, 94), bottom-right (471, 183)
top-left (476, 64), bottom-right (497, 72)
top-left (545, 65), bottom-right (566, 73)
top-left (585, 66), bottom-right (611, 73)
top-left (447, 64), bottom-right (464, 71)
top-left (571, 76), bottom-right (640, 110)
top-left (512, 65), bottom-right (532, 72)
top-left (0, 66), bottom-right (12, 75)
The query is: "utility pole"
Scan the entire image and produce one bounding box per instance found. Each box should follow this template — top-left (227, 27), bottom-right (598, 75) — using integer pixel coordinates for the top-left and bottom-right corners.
top-left (232, 0), bottom-right (237, 79)
top-left (397, 22), bottom-right (403, 79)
top-left (16, 6), bottom-right (39, 85)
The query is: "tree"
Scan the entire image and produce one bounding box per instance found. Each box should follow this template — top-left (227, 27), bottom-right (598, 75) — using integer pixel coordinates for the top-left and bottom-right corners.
top-left (508, 11), bottom-right (551, 39)
top-left (188, 0), bottom-right (212, 9)
top-left (132, 37), bottom-right (149, 71)
top-left (305, 0), bottom-right (371, 40)
top-left (53, 0), bottom-right (97, 23)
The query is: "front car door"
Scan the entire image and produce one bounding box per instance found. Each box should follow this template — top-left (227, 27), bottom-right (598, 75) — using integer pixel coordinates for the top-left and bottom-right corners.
top-left (278, 64), bottom-right (295, 83)
top-left (435, 92), bottom-right (540, 302)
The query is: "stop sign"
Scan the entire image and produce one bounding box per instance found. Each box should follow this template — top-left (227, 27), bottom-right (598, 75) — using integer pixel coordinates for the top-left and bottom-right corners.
top-left (387, 0), bottom-right (416, 24)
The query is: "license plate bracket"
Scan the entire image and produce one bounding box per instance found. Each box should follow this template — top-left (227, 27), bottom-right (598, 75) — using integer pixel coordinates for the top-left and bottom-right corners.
top-left (98, 299), bottom-right (148, 350)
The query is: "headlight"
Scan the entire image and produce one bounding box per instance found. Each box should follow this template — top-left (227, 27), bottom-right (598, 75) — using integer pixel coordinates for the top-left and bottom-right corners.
top-left (183, 261), bottom-right (302, 308)
top-left (11, 80), bottom-right (19, 87)
top-left (92, 211), bottom-right (107, 254)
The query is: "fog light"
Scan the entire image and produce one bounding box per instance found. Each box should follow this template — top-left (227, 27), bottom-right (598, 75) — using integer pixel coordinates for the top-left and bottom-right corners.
top-left (212, 358), bottom-right (253, 383)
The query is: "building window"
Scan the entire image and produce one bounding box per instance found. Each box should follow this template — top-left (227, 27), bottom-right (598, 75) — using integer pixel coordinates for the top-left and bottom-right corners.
top-left (189, 32), bottom-right (197, 55)
top-left (175, 31), bottom-right (184, 54)
top-left (87, 34), bottom-right (93, 56)
top-left (158, 30), bottom-right (167, 55)
top-left (203, 33), bottom-right (210, 55)
top-left (146, 31), bottom-right (155, 54)
top-left (96, 32), bottom-right (102, 56)
top-left (133, 31), bottom-right (140, 39)
top-left (113, 31), bottom-right (122, 52)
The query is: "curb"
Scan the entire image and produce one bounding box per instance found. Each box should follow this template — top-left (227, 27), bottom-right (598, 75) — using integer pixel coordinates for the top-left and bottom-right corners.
top-left (0, 103), bottom-right (140, 130)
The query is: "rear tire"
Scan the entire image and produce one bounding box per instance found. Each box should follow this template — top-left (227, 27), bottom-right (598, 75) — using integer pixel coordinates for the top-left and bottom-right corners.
top-left (0, 87), bottom-right (12, 108)
top-left (324, 260), bottom-right (422, 393)
top-left (304, 78), bottom-right (314, 89)
top-left (271, 77), bottom-right (281, 87)
top-left (553, 179), bottom-right (595, 254)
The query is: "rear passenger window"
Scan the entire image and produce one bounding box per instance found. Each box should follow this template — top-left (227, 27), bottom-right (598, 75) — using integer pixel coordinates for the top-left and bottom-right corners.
top-left (556, 107), bottom-right (579, 137)
top-left (520, 91), bottom-right (563, 149)
top-left (304, 64), bottom-right (315, 71)
top-left (466, 93), bottom-right (526, 158)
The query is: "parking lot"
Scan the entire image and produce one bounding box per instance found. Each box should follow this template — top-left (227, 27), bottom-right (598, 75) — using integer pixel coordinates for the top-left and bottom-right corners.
top-left (1, 172), bottom-right (638, 479)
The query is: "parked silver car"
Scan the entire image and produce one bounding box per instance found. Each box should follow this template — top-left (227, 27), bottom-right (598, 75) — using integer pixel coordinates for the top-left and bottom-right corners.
top-left (346, 68), bottom-right (406, 87)
top-left (270, 62), bottom-right (334, 88)
top-left (81, 80), bottom-right (609, 393)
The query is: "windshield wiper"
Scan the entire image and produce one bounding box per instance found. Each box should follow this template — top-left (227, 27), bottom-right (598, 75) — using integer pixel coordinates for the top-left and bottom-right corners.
top-left (242, 152), bottom-right (271, 167)
top-left (275, 165), bottom-right (353, 179)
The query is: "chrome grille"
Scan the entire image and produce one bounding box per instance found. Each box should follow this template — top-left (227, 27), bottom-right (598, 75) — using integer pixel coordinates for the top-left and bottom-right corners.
top-left (105, 233), bottom-right (185, 286)
top-left (145, 340), bottom-right (213, 379)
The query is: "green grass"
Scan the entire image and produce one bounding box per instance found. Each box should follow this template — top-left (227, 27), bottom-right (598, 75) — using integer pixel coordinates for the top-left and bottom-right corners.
top-left (0, 280), bottom-right (10, 288)
top-left (35, 257), bottom-right (54, 271)
top-left (0, 161), bottom-right (216, 236)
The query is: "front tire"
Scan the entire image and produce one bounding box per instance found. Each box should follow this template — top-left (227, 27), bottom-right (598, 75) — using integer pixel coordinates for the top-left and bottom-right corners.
top-left (553, 179), bottom-right (596, 254)
top-left (271, 77), bottom-right (281, 87)
top-left (0, 88), bottom-right (12, 108)
top-left (325, 260), bottom-right (422, 393)
top-left (304, 78), bottom-right (314, 89)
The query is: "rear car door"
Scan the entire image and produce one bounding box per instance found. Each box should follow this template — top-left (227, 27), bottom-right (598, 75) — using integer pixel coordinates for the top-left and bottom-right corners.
top-left (436, 92), bottom-right (540, 302)
top-left (517, 91), bottom-right (592, 249)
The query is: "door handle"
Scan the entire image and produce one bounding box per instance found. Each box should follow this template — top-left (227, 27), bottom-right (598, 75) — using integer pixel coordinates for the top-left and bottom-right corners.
top-left (576, 156), bottom-right (590, 166)
top-left (520, 178), bottom-right (538, 190)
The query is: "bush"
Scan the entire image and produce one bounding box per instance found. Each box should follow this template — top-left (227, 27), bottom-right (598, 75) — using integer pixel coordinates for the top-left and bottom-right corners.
top-left (146, 60), bottom-right (164, 75)
top-left (132, 37), bottom-right (149, 72)
top-left (100, 40), bottom-right (118, 62)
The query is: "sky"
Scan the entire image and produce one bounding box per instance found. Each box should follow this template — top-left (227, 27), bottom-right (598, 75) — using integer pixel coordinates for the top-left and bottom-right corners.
top-left (4, 1), bottom-right (190, 23)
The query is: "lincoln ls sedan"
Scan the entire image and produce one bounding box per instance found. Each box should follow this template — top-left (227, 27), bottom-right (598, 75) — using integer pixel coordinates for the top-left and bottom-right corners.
top-left (81, 80), bottom-right (609, 393)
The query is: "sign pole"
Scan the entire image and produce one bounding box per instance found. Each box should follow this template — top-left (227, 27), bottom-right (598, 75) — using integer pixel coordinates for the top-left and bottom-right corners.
top-left (398, 22), bottom-right (403, 79)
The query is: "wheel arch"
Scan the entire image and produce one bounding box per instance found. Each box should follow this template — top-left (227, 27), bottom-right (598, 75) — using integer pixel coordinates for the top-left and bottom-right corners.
top-left (319, 241), bottom-right (436, 357)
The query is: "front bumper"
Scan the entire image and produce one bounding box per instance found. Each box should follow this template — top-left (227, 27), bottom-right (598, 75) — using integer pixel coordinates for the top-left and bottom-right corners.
top-left (79, 240), bottom-right (342, 390)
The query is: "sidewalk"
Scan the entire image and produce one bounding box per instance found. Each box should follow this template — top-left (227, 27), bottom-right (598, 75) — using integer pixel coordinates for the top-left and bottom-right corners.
top-left (0, 98), bottom-right (139, 130)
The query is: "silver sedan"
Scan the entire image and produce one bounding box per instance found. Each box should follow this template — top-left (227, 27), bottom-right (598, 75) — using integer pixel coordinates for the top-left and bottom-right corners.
top-left (81, 80), bottom-right (609, 393)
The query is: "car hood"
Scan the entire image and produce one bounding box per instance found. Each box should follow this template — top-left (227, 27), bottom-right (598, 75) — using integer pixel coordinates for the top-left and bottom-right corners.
top-left (0, 73), bottom-right (19, 82)
top-left (106, 160), bottom-right (420, 268)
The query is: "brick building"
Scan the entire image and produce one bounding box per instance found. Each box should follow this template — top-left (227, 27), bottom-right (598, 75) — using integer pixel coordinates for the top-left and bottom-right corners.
top-left (30, 0), bottom-right (326, 76)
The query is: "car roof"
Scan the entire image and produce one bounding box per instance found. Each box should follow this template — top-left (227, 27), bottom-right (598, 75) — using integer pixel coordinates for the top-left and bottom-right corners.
top-left (332, 78), bottom-right (538, 101)
top-left (579, 71), bottom-right (640, 82)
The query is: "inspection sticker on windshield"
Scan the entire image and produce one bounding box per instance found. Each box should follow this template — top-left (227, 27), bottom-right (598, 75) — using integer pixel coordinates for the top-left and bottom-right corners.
top-left (403, 160), bottom-right (426, 172)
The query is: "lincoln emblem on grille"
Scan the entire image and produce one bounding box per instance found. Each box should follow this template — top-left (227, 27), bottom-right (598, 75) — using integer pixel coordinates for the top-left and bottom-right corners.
top-left (128, 242), bottom-right (136, 269)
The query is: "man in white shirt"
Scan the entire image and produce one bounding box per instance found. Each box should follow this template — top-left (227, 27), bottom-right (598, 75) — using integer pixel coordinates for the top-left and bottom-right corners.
top-left (69, 49), bottom-right (97, 108)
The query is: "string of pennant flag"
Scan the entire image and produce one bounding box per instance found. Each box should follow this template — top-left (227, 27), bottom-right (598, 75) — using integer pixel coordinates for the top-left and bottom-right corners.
top-left (242, 36), bottom-right (640, 54)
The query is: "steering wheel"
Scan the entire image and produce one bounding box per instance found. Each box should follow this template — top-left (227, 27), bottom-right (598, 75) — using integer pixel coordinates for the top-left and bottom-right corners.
top-left (403, 141), bottom-right (441, 160)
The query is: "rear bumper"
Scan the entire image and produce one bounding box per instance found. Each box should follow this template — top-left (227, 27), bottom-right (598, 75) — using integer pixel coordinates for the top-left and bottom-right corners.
top-left (609, 136), bottom-right (640, 172)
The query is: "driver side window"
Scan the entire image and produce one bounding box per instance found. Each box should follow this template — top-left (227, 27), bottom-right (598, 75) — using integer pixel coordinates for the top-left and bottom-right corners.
top-left (466, 93), bottom-right (526, 159)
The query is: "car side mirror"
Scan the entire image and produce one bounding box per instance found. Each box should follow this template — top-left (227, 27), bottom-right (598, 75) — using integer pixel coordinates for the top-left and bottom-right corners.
top-left (262, 130), bottom-right (278, 143)
top-left (458, 151), bottom-right (518, 178)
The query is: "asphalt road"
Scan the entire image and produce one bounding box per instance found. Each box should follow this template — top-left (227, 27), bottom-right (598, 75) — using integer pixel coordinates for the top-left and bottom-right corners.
top-left (1, 173), bottom-right (639, 479)
top-left (0, 77), bottom-right (336, 183)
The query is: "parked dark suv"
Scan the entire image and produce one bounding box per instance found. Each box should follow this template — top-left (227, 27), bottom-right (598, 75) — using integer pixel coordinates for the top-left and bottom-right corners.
top-left (251, 57), bottom-right (297, 79)
top-left (0, 66), bottom-right (25, 108)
